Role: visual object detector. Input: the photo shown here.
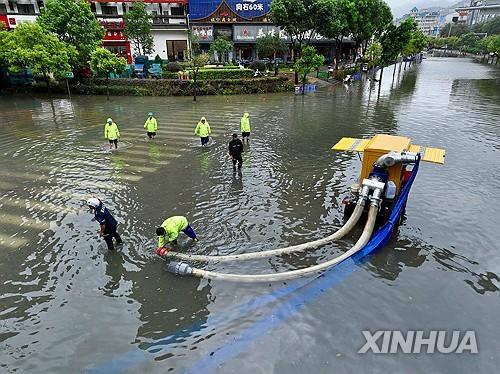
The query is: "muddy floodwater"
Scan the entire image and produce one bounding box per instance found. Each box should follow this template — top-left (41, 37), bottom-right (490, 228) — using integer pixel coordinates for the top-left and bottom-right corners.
top-left (0, 57), bottom-right (499, 373)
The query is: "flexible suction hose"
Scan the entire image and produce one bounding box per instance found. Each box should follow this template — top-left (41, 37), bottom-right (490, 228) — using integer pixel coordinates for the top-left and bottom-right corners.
top-left (167, 204), bottom-right (379, 282)
top-left (163, 201), bottom-right (366, 263)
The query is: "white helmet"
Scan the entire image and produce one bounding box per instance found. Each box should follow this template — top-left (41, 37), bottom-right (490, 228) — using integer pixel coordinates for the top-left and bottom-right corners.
top-left (87, 197), bottom-right (101, 209)
top-left (107, 118), bottom-right (112, 123)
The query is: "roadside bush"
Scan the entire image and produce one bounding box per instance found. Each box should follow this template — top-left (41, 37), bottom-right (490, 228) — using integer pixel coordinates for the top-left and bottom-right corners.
top-left (162, 71), bottom-right (179, 79)
top-left (248, 60), bottom-right (266, 71)
top-left (165, 62), bottom-right (182, 72)
top-left (194, 69), bottom-right (253, 80)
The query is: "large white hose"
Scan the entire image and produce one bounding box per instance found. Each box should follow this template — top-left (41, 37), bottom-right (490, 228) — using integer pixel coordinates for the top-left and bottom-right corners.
top-left (163, 201), bottom-right (366, 263)
top-left (180, 204), bottom-right (379, 282)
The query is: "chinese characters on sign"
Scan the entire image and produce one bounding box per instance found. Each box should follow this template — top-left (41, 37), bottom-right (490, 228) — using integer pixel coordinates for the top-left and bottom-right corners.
top-left (235, 3), bottom-right (265, 11)
top-left (192, 25), bottom-right (214, 42)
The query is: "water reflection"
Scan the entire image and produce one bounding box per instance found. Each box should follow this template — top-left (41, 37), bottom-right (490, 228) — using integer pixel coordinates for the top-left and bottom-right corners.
top-left (0, 57), bottom-right (499, 372)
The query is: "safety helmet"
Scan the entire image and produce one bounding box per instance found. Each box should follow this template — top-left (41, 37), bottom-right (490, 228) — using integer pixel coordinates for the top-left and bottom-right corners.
top-left (87, 197), bottom-right (101, 210)
top-left (148, 112), bottom-right (153, 116)
top-left (107, 118), bottom-right (112, 123)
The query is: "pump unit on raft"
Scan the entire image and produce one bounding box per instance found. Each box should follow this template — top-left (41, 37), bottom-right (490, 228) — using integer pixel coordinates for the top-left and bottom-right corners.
top-left (332, 134), bottom-right (445, 224)
top-left (157, 134), bottom-right (445, 283)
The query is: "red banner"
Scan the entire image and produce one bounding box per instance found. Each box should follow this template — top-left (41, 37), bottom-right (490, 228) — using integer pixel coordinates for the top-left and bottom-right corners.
top-left (0, 15), bottom-right (9, 30)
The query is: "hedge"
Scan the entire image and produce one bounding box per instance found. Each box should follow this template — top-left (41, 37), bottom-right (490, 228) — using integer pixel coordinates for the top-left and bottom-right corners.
top-left (194, 69), bottom-right (253, 79)
top-left (25, 77), bottom-right (294, 96)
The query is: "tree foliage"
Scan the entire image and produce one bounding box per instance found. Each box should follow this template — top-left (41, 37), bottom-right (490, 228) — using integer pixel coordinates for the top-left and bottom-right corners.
top-left (0, 23), bottom-right (76, 79)
top-left (189, 53), bottom-right (210, 101)
top-left (403, 29), bottom-right (429, 57)
top-left (294, 45), bottom-right (324, 89)
top-left (89, 47), bottom-right (127, 100)
top-left (256, 34), bottom-right (288, 59)
top-left (366, 42), bottom-right (382, 66)
top-left (89, 48), bottom-right (127, 78)
top-left (379, 18), bottom-right (415, 65)
top-left (124, 2), bottom-right (154, 56)
top-left (37, 0), bottom-right (104, 69)
top-left (209, 37), bottom-right (234, 63)
top-left (482, 35), bottom-right (500, 54)
top-left (350, 0), bottom-right (392, 48)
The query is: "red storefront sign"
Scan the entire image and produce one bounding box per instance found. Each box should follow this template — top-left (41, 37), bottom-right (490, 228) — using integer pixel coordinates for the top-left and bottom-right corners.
top-left (9, 17), bottom-right (16, 25)
top-left (0, 15), bottom-right (9, 29)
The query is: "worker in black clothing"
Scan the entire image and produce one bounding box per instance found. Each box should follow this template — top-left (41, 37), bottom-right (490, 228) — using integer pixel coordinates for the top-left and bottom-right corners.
top-left (228, 133), bottom-right (244, 171)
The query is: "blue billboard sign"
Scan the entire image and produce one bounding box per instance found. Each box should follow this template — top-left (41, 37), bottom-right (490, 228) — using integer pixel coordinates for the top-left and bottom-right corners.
top-left (189, 0), bottom-right (272, 21)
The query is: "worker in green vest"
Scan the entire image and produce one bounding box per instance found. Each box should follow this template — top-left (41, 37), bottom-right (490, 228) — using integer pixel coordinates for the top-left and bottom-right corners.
top-left (194, 117), bottom-right (211, 147)
top-left (104, 118), bottom-right (120, 149)
top-left (155, 216), bottom-right (198, 255)
top-left (240, 112), bottom-right (251, 143)
top-left (144, 112), bottom-right (158, 139)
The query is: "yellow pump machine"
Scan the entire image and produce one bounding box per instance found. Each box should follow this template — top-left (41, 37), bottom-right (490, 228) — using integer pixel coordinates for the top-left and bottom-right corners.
top-left (332, 134), bottom-right (445, 221)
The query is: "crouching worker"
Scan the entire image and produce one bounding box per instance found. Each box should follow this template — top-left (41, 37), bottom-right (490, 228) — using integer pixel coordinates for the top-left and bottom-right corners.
top-left (87, 197), bottom-right (123, 250)
top-left (156, 216), bottom-right (198, 256)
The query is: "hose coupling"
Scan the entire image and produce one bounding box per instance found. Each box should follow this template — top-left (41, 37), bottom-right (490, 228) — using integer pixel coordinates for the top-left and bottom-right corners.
top-left (370, 188), bottom-right (383, 208)
top-left (166, 261), bottom-right (193, 276)
top-left (358, 185), bottom-right (370, 205)
top-left (374, 151), bottom-right (418, 168)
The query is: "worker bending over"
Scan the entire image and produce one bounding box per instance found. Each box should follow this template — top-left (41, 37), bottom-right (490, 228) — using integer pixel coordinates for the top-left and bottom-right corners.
top-left (156, 216), bottom-right (198, 255)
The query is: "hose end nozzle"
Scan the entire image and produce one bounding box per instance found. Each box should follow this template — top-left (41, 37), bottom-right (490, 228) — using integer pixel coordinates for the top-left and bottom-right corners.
top-left (166, 261), bottom-right (193, 276)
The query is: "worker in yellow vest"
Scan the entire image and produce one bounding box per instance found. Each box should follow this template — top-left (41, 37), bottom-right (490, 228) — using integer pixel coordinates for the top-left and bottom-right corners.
top-left (194, 117), bottom-right (211, 147)
top-left (155, 216), bottom-right (198, 255)
top-left (144, 112), bottom-right (158, 139)
top-left (240, 112), bottom-right (251, 143)
top-left (104, 118), bottom-right (120, 149)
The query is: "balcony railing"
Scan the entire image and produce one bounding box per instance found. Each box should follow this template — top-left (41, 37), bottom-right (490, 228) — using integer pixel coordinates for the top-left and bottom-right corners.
top-left (152, 15), bottom-right (187, 26)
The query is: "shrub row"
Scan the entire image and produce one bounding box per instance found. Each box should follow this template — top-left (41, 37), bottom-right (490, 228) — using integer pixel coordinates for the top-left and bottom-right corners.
top-left (162, 68), bottom-right (253, 80)
top-left (70, 77), bottom-right (294, 96)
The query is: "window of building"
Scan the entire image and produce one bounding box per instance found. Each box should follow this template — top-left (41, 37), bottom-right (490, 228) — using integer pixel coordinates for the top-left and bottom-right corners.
top-left (18, 4), bottom-right (36, 14)
top-left (37, 1), bottom-right (44, 11)
top-left (166, 40), bottom-right (187, 61)
top-left (101, 5), bottom-right (118, 16)
top-left (170, 6), bottom-right (184, 16)
top-left (0, 4), bottom-right (7, 14)
top-left (90, 2), bottom-right (96, 13)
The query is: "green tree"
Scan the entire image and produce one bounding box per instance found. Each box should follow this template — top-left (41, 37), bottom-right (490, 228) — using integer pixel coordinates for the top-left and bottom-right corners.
top-left (256, 34), bottom-right (288, 59)
top-left (350, 0), bottom-right (393, 58)
top-left (270, 0), bottom-right (333, 83)
top-left (317, 0), bottom-right (352, 70)
top-left (440, 22), bottom-right (470, 37)
top-left (457, 33), bottom-right (481, 54)
top-left (294, 45), bottom-right (324, 94)
top-left (89, 48), bottom-right (127, 100)
top-left (366, 42), bottom-right (382, 67)
top-left (37, 0), bottom-right (104, 70)
top-left (209, 37), bottom-right (233, 63)
top-left (189, 53), bottom-right (210, 102)
top-left (0, 23), bottom-right (76, 93)
top-left (124, 2), bottom-right (154, 56)
top-left (378, 18), bottom-right (415, 93)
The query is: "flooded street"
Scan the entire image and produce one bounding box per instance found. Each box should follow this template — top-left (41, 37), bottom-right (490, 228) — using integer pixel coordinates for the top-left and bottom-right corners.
top-left (0, 57), bottom-right (499, 373)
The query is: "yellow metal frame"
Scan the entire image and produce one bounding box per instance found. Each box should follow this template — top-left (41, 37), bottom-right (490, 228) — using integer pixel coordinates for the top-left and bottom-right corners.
top-left (332, 134), bottom-right (445, 192)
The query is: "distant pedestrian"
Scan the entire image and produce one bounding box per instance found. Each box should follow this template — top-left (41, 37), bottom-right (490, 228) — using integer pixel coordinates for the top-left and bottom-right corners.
top-left (155, 216), bottom-right (198, 255)
top-left (144, 112), bottom-right (158, 139)
top-left (240, 112), bottom-right (251, 143)
top-left (104, 118), bottom-right (120, 149)
top-left (87, 197), bottom-right (123, 251)
top-left (228, 133), bottom-right (243, 171)
top-left (194, 117), bottom-right (211, 147)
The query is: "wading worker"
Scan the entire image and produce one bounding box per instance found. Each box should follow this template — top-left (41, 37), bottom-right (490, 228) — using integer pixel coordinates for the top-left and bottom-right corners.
top-left (87, 197), bottom-right (123, 250)
top-left (156, 216), bottom-right (198, 255)
top-left (144, 112), bottom-right (158, 139)
top-left (240, 112), bottom-right (251, 143)
top-left (104, 118), bottom-right (120, 149)
top-left (194, 117), bottom-right (211, 147)
top-left (228, 133), bottom-right (243, 171)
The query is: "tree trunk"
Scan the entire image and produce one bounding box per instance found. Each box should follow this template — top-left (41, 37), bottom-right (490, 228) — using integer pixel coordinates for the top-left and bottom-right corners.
top-left (398, 60), bottom-right (403, 76)
top-left (334, 38), bottom-right (341, 71)
top-left (193, 70), bottom-right (197, 102)
top-left (106, 74), bottom-right (110, 101)
top-left (392, 60), bottom-right (397, 84)
top-left (43, 72), bottom-right (51, 98)
top-left (293, 47), bottom-right (299, 85)
top-left (378, 66), bottom-right (384, 97)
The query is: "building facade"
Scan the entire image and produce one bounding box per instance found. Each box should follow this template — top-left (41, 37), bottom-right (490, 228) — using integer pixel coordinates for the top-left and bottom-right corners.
top-left (456, 0), bottom-right (500, 25)
top-left (0, 0), bottom-right (189, 63)
top-left (188, 0), bottom-right (346, 63)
